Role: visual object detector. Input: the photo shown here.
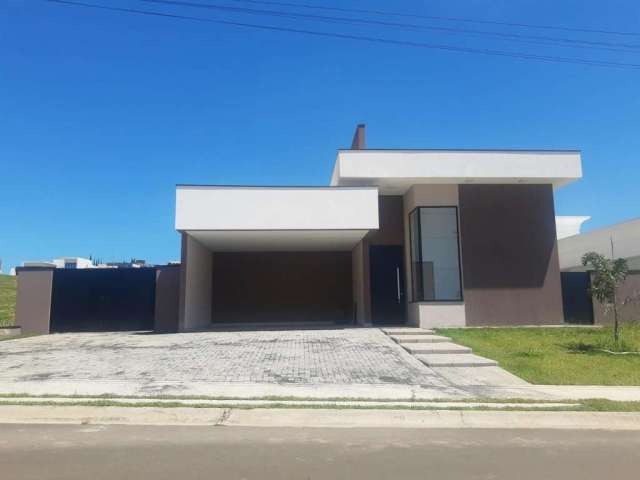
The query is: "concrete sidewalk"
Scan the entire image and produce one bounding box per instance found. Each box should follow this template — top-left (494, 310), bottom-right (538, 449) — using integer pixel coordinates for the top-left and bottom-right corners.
top-left (1, 405), bottom-right (640, 430)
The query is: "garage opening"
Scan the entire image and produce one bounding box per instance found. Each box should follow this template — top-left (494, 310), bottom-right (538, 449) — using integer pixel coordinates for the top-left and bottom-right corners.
top-left (211, 252), bottom-right (353, 324)
top-left (50, 268), bottom-right (156, 332)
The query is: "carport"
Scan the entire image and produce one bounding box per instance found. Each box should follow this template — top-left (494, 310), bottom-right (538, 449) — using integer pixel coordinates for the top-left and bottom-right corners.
top-left (176, 185), bottom-right (380, 331)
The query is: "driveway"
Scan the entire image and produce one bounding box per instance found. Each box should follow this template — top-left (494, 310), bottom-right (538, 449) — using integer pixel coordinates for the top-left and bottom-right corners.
top-left (0, 328), bottom-right (527, 399)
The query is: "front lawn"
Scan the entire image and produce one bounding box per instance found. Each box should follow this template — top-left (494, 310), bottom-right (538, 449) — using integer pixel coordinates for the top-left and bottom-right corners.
top-left (0, 274), bottom-right (16, 327)
top-left (438, 325), bottom-right (640, 385)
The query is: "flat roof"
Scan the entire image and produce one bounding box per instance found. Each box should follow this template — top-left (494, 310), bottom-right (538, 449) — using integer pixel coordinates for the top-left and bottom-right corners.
top-left (331, 149), bottom-right (582, 194)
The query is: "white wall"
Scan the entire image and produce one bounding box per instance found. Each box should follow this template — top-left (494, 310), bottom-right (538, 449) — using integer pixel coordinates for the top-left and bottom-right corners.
top-left (180, 234), bottom-right (212, 331)
top-left (176, 186), bottom-right (379, 231)
top-left (408, 303), bottom-right (466, 328)
top-left (555, 216), bottom-right (590, 240)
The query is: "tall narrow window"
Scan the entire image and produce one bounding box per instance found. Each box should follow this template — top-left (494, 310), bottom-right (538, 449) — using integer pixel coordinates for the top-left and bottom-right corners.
top-left (409, 207), bottom-right (462, 302)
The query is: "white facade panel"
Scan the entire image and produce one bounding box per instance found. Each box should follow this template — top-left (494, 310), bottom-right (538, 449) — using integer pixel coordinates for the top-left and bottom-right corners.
top-left (555, 216), bottom-right (591, 240)
top-left (176, 186), bottom-right (379, 231)
top-left (332, 150), bottom-right (582, 193)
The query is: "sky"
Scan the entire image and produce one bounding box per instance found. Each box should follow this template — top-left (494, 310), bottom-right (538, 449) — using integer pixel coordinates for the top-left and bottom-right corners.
top-left (1, 0), bottom-right (639, 271)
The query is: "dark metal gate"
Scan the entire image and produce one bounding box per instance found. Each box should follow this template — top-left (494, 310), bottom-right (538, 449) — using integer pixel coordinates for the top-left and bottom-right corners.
top-left (50, 268), bottom-right (156, 332)
top-left (561, 272), bottom-right (594, 325)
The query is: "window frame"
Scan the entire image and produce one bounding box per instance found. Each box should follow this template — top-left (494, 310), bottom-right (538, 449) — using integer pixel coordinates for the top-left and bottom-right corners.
top-left (408, 205), bottom-right (464, 303)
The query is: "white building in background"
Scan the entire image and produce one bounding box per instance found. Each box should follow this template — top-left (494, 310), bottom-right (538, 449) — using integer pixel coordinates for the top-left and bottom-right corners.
top-left (23, 257), bottom-right (95, 269)
top-left (558, 217), bottom-right (640, 271)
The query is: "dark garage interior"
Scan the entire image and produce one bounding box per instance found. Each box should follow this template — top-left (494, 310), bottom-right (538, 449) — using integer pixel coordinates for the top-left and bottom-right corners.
top-left (211, 251), bottom-right (353, 324)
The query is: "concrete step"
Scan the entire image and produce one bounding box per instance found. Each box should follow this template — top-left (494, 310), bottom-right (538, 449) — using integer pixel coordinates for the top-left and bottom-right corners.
top-left (415, 353), bottom-right (498, 367)
top-left (402, 342), bottom-right (472, 355)
top-left (390, 334), bottom-right (451, 344)
top-left (381, 328), bottom-right (435, 336)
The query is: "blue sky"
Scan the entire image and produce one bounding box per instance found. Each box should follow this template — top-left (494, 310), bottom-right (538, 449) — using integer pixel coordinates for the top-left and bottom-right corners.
top-left (1, 0), bottom-right (639, 271)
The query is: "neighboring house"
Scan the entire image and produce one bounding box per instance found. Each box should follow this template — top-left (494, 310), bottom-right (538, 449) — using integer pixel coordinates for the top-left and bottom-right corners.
top-left (559, 217), bottom-right (640, 271)
top-left (23, 257), bottom-right (95, 269)
top-left (558, 217), bottom-right (640, 324)
top-left (176, 125), bottom-right (582, 331)
top-left (105, 259), bottom-right (149, 268)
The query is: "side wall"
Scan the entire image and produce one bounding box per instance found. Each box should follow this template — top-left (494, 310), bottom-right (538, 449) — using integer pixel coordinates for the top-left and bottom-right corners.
top-left (459, 184), bottom-right (564, 326)
top-left (155, 265), bottom-right (181, 332)
top-left (15, 269), bottom-right (54, 334)
top-left (402, 185), bottom-right (466, 328)
top-left (593, 271), bottom-right (640, 325)
top-left (179, 233), bottom-right (213, 331)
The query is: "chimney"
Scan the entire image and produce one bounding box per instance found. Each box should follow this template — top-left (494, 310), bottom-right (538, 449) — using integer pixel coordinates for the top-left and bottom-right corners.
top-left (350, 124), bottom-right (366, 150)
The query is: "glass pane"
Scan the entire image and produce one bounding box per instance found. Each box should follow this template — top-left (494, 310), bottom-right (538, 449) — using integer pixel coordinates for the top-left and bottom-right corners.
top-left (418, 208), bottom-right (462, 301)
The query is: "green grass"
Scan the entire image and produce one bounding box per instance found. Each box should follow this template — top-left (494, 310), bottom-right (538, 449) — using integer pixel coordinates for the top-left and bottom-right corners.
top-left (0, 397), bottom-right (638, 412)
top-left (438, 325), bottom-right (640, 385)
top-left (0, 275), bottom-right (16, 327)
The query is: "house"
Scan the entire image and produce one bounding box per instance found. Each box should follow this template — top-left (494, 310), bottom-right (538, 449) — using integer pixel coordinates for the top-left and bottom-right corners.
top-left (558, 217), bottom-right (640, 324)
top-left (175, 125), bottom-right (582, 331)
top-left (15, 124), bottom-right (583, 333)
top-left (23, 257), bottom-right (95, 269)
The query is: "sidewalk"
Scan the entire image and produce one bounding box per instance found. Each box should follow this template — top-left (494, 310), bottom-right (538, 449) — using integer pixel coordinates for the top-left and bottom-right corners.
top-left (1, 405), bottom-right (640, 430)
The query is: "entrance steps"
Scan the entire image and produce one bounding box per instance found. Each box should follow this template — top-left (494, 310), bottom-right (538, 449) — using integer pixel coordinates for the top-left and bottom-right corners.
top-left (382, 327), bottom-right (498, 368)
top-left (381, 327), bottom-right (435, 336)
top-left (415, 353), bottom-right (498, 367)
top-left (389, 334), bottom-right (450, 344)
top-left (402, 342), bottom-right (471, 355)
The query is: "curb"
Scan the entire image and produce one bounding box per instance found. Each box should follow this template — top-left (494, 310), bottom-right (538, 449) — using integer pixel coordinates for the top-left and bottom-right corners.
top-left (1, 405), bottom-right (640, 430)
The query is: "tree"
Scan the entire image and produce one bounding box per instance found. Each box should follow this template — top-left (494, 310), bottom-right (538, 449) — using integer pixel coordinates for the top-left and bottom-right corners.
top-left (582, 251), bottom-right (629, 342)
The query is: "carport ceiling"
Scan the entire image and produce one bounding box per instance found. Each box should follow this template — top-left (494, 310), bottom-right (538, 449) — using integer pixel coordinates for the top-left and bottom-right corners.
top-left (186, 229), bottom-right (369, 252)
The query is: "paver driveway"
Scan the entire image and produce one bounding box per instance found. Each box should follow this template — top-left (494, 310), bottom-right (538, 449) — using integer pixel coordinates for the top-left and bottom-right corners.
top-left (0, 328), bottom-right (525, 398)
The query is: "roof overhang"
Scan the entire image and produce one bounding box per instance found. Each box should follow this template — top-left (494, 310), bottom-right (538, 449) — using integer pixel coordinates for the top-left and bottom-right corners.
top-left (175, 185), bottom-right (379, 252)
top-left (331, 149), bottom-right (582, 194)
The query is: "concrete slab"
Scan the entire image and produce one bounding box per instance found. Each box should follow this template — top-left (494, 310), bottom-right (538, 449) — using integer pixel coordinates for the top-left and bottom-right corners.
top-left (416, 354), bottom-right (498, 367)
top-left (433, 366), bottom-right (530, 387)
top-left (390, 334), bottom-right (451, 343)
top-left (403, 342), bottom-right (472, 355)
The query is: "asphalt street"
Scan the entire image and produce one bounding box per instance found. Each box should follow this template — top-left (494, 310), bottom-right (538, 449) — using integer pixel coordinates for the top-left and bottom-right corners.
top-left (1, 424), bottom-right (640, 479)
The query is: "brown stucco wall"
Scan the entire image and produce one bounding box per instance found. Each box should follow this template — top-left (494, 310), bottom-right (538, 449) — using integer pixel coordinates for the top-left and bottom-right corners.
top-left (212, 251), bottom-right (353, 323)
top-left (154, 265), bottom-right (181, 333)
top-left (366, 196), bottom-right (404, 246)
top-left (353, 196), bottom-right (405, 324)
top-left (459, 184), bottom-right (564, 326)
top-left (15, 269), bottom-right (54, 334)
top-left (593, 271), bottom-right (640, 324)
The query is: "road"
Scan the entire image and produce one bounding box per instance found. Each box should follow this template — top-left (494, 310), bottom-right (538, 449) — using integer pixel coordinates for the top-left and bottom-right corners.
top-left (1, 424), bottom-right (639, 479)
